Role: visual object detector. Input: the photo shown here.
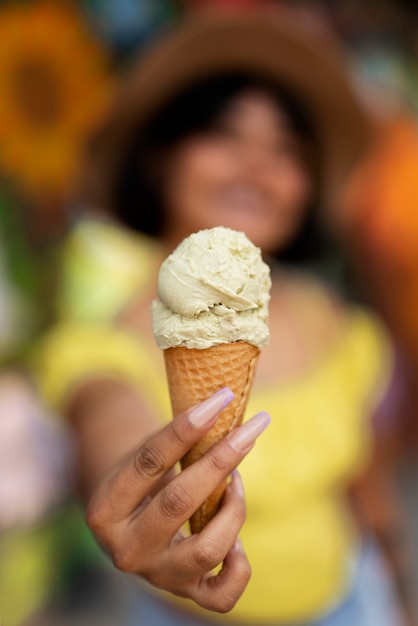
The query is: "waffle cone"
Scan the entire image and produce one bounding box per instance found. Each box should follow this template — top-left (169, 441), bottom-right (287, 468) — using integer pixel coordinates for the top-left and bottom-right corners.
top-left (164, 341), bottom-right (260, 533)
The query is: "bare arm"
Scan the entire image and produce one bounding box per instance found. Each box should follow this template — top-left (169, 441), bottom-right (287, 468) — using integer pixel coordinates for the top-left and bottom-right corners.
top-left (67, 378), bottom-right (162, 498)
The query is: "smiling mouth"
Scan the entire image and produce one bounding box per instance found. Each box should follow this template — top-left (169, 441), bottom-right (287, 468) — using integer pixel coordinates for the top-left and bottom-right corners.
top-left (215, 185), bottom-right (271, 214)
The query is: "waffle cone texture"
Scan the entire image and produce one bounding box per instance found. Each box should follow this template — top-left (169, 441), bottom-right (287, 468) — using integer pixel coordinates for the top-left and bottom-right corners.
top-left (163, 341), bottom-right (260, 533)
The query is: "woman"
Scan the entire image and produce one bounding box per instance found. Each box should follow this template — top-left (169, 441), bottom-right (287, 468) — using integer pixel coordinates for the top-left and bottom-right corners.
top-left (35, 9), bottom-right (410, 626)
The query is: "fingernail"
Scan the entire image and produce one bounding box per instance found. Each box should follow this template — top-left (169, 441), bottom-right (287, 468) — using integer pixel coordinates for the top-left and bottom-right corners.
top-left (227, 412), bottom-right (271, 452)
top-left (188, 388), bottom-right (234, 428)
top-left (233, 535), bottom-right (244, 553)
top-left (231, 470), bottom-right (244, 498)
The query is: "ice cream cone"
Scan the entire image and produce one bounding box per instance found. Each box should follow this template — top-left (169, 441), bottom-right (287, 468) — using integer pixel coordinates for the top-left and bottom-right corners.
top-left (164, 340), bottom-right (260, 533)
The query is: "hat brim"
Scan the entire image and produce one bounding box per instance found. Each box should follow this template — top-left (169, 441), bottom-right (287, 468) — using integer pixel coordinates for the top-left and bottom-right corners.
top-left (79, 9), bottom-right (374, 212)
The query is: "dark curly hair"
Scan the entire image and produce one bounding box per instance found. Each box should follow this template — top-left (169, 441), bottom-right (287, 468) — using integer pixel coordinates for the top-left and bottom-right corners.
top-left (113, 71), bottom-right (334, 264)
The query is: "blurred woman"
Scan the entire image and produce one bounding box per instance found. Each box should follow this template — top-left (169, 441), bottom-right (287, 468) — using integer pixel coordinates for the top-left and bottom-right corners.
top-left (35, 9), bottom-right (411, 626)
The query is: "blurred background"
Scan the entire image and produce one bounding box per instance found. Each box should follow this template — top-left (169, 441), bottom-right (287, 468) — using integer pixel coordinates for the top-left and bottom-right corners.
top-left (0, 1), bottom-right (417, 625)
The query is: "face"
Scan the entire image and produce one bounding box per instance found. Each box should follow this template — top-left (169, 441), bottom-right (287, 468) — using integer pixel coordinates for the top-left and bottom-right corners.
top-left (161, 90), bottom-right (314, 255)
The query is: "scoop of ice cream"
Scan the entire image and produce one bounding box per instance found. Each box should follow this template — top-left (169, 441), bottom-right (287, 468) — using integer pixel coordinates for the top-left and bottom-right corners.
top-left (152, 227), bottom-right (271, 349)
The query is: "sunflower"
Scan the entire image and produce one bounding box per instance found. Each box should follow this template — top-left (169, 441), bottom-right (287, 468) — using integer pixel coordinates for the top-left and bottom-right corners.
top-left (0, 0), bottom-right (113, 199)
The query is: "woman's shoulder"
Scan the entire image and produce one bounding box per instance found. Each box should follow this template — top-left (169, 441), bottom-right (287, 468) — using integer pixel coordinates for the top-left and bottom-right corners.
top-left (31, 321), bottom-right (155, 411)
top-left (270, 268), bottom-right (392, 373)
top-left (57, 217), bottom-right (162, 323)
top-left (281, 271), bottom-right (393, 387)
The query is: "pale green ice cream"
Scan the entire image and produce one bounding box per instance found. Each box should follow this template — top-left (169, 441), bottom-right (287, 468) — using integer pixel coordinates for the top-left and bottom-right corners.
top-left (152, 227), bottom-right (271, 349)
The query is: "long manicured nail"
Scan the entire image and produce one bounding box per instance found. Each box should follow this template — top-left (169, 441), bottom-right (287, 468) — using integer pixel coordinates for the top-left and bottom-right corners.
top-left (227, 412), bottom-right (271, 452)
top-left (188, 388), bottom-right (234, 428)
top-left (233, 535), bottom-right (245, 553)
top-left (231, 470), bottom-right (244, 498)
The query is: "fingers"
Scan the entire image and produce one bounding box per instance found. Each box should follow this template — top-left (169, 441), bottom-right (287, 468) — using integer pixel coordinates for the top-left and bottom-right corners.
top-left (186, 475), bottom-right (251, 613)
top-left (88, 388), bottom-right (234, 524)
top-left (133, 412), bottom-right (271, 543)
top-left (195, 537), bottom-right (251, 612)
top-left (96, 408), bottom-right (269, 581)
top-left (117, 412), bottom-right (269, 580)
top-left (164, 471), bottom-right (247, 580)
top-left (87, 400), bottom-right (270, 615)
top-left (142, 472), bottom-right (251, 612)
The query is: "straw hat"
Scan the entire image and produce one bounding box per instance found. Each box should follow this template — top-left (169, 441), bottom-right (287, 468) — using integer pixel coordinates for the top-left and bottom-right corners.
top-left (78, 8), bottom-right (374, 213)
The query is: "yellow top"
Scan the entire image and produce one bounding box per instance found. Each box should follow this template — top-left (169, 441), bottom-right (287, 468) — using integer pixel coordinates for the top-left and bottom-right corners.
top-left (33, 311), bottom-right (391, 624)
top-left (32, 219), bottom-right (393, 624)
